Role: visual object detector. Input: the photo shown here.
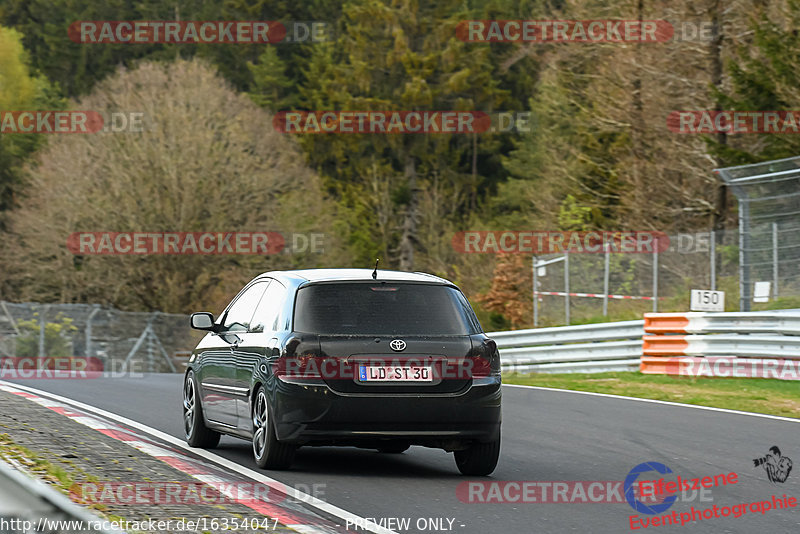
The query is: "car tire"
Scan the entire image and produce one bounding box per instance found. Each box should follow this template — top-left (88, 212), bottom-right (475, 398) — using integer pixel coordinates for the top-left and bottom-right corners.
top-left (252, 386), bottom-right (295, 470)
top-left (377, 443), bottom-right (410, 454)
top-left (454, 434), bottom-right (500, 476)
top-left (183, 371), bottom-right (221, 448)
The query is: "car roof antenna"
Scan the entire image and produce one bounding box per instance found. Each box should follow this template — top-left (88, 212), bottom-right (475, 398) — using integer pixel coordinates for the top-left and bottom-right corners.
top-left (372, 259), bottom-right (379, 280)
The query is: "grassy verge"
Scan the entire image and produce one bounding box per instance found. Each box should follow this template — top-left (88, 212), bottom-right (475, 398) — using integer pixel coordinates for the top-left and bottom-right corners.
top-left (503, 372), bottom-right (800, 419)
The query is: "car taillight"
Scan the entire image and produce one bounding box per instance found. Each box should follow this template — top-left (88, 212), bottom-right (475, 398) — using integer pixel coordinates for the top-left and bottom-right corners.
top-left (469, 338), bottom-right (499, 378)
top-left (469, 355), bottom-right (493, 377)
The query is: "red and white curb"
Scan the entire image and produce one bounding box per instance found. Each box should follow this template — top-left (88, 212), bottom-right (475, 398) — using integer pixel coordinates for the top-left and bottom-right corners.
top-left (0, 383), bottom-right (361, 534)
top-left (534, 291), bottom-right (663, 300)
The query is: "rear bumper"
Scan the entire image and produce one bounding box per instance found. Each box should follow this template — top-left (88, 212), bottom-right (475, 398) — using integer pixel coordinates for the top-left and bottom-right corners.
top-left (271, 376), bottom-right (501, 447)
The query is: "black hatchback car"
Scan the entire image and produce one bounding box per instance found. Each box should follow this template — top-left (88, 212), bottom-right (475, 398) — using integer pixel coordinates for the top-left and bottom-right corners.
top-left (183, 269), bottom-right (501, 475)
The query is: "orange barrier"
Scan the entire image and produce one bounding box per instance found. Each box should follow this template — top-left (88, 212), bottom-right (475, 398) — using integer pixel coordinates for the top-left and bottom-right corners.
top-left (640, 356), bottom-right (685, 375)
top-left (641, 312), bottom-right (800, 379)
top-left (642, 335), bottom-right (689, 356)
top-left (643, 313), bottom-right (690, 334)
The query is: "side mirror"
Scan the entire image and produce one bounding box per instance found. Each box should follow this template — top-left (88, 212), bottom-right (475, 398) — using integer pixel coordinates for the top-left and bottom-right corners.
top-left (190, 312), bottom-right (217, 331)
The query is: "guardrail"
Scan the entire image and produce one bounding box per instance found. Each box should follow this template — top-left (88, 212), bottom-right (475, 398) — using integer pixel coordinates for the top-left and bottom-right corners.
top-left (643, 311), bottom-right (800, 335)
top-left (0, 457), bottom-right (124, 533)
top-left (488, 321), bottom-right (643, 373)
top-left (641, 311), bottom-right (800, 379)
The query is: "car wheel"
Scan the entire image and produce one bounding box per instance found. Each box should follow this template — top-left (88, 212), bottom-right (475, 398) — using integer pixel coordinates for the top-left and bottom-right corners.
top-left (252, 386), bottom-right (295, 469)
top-left (454, 434), bottom-right (500, 476)
top-left (377, 443), bottom-right (410, 454)
top-left (183, 371), bottom-right (220, 448)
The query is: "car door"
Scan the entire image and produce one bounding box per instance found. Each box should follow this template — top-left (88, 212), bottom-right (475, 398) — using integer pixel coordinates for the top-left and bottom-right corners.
top-left (233, 279), bottom-right (289, 432)
top-left (200, 280), bottom-right (267, 427)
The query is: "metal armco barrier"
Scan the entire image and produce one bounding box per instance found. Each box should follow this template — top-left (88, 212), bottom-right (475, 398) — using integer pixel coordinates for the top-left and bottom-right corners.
top-left (641, 311), bottom-right (800, 380)
top-left (0, 458), bottom-right (124, 533)
top-left (643, 334), bottom-right (800, 359)
top-left (488, 321), bottom-right (644, 373)
top-left (490, 311), bottom-right (800, 377)
top-left (643, 311), bottom-right (800, 335)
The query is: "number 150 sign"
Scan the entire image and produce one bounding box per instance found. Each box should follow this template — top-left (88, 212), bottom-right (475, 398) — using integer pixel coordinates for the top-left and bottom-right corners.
top-left (690, 289), bottom-right (725, 312)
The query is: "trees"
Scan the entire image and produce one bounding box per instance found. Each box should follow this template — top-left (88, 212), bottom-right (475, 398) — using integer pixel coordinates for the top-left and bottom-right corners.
top-left (0, 0), bottom-right (161, 97)
top-left (297, 0), bottom-right (517, 271)
top-left (1, 59), bottom-right (337, 312)
top-left (0, 26), bottom-right (62, 227)
top-left (498, 0), bottom-right (762, 235)
top-left (710, 0), bottom-right (800, 163)
top-left (3, 0), bottom-right (800, 323)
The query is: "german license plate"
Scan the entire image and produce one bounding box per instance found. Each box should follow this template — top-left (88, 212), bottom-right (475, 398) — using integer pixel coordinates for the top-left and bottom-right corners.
top-left (358, 364), bottom-right (433, 382)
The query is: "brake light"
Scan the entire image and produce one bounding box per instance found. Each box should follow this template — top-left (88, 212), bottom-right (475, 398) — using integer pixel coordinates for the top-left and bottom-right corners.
top-left (468, 338), bottom-right (499, 378)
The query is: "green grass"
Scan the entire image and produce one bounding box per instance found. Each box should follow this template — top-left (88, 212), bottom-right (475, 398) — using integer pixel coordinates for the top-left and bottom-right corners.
top-left (503, 372), bottom-right (800, 418)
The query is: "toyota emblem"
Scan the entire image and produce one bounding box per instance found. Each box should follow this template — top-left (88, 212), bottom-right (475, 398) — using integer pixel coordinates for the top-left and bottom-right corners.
top-left (389, 339), bottom-right (406, 352)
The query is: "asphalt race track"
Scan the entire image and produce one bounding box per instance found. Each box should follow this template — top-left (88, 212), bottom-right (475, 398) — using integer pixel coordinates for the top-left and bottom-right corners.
top-left (5, 374), bottom-right (799, 533)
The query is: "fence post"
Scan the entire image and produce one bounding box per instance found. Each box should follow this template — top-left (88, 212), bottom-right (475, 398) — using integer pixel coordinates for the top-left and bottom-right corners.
top-left (773, 222), bottom-right (779, 299)
top-left (710, 230), bottom-right (716, 291)
top-left (86, 306), bottom-right (100, 359)
top-left (38, 305), bottom-right (47, 358)
top-left (603, 244), bottom-right (610, 317)
top-left (652, 239), bottom-right (659, 313)
top-left (564, 252), bottom-right (570, 325)
top-left (146, 323), bottom-right (155, 372)
top-left (739, 201), bottom-right (751, 311)
top-left (532, 256), bottom-right (538, 328)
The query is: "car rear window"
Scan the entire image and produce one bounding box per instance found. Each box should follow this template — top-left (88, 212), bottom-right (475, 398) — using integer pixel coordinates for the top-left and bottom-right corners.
top-left (293, 283), bottom-right (480, 335)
